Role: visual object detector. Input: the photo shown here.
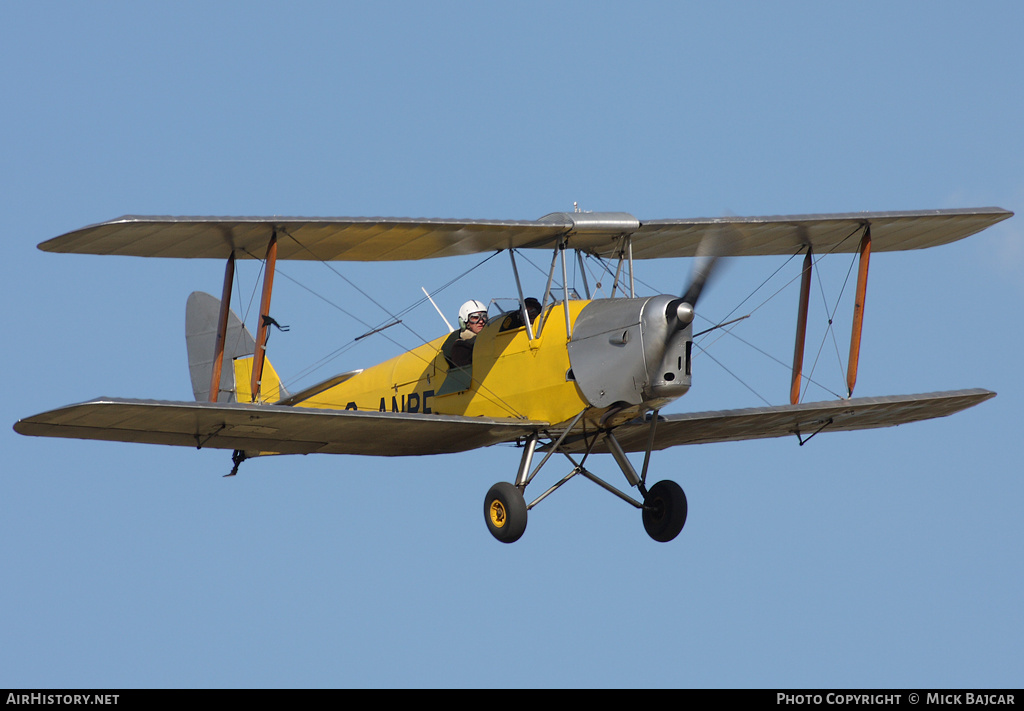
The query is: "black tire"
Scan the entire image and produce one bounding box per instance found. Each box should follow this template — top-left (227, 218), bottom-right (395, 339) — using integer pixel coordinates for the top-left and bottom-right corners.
top-left (484, 482), bottom-right (528, 543)
top-left (642, 480), bottom-right (687, 542)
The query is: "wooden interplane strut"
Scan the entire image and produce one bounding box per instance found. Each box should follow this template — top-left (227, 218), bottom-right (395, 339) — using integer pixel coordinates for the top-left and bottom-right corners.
top-left (208, 252), bottom-right (235, 403)
top-left (846, 227), bottom-right (872, 397)
top-left (790, 247), bottom-right (813, 405)
top-left (250, 231), bottom-right (278, 401)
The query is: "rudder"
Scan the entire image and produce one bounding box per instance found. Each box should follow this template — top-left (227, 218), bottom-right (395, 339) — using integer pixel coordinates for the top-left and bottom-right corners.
top-left (185, 291), bottom-right (257, 403)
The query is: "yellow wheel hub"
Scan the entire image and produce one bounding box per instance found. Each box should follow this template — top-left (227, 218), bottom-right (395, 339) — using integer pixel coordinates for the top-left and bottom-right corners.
top-left (489, 499), bottom-right (507, 528)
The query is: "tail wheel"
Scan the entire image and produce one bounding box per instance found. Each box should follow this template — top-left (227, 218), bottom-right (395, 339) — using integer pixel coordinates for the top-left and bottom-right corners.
top-left (642, 480), bottom-right (687, 542)
top-left (484, 482), bottom-right (528, 543)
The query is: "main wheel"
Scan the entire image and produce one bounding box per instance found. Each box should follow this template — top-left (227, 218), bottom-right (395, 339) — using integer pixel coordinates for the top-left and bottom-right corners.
top-left (642, 480), bottom-right (687, 542)
top-left (484, 482), bottom-right (528, 543)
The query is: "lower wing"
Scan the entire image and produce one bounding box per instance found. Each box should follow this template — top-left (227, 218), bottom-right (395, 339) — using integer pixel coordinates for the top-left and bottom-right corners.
top-left (560, 389), bottom-right (995, 453)
top-left (14, 398), bottom-right (546, 457)
top-left (15, 389), bottom-right (994, 457)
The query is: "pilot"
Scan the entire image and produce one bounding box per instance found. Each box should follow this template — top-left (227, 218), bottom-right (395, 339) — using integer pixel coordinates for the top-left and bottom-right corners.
top-left (448, 299), bottom-right (488, 367)
top-left (502, 297), bottom-right (542, 331)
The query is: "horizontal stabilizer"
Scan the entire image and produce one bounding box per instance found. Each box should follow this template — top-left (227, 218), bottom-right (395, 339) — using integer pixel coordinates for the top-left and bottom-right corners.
top-left (560, 389), bottom-right (996, 453)
top-left (278, 370), bottom-right (363, 407)
top-left (13, 398), bottom-right (547, 457)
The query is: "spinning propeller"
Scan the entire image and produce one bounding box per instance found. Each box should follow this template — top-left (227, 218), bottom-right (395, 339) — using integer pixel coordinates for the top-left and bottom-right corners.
top-left (666, 223), bottom-right (739, 330)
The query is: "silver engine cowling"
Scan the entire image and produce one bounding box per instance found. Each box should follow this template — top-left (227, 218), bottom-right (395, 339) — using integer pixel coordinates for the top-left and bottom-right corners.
top-left (567, 295), bottom-right (692, 410)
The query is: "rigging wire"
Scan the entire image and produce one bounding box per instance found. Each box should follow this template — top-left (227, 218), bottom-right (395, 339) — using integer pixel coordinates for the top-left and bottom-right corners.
top-left (694, 225), bottom-right (867, 402)
top-left (691, 341), bottom-right (773, 406)
top-left (272, 254), bottom-right (500, 394)
top-left (219, 254), bottom-right (264, 395)
top-left (230, 221), bottom-right (870, 413)
top-left (578, 226), bottom-right (868, 404)
top-left (803, 247), bottom-right (859, 401)
top-left (580, 254), bottom-right (606, 298)
top-left (511, 248), bottom-right (565, 298)
top-left (276, 229), bottom-right (431, 346)
top-left (252, 233), bottom-right (527, 418)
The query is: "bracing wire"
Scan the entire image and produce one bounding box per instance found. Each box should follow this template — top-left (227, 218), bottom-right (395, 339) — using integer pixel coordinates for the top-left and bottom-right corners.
top-left (249, 234), bottom-right (527, 418)
top-left (802, 247), bottom-right (859, 401)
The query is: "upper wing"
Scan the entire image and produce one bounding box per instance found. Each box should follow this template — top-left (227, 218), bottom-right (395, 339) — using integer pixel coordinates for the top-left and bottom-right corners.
top-left (38, 215), bottom-right (570, 261)
top-left (13, 398), bottom-right (546, 456)
top-left (38, 208), bottom-right (1011, 261)
top-left (559, 389), bottom-right (995, 453)
top-left (629, 208), bottom-right (1012, 259)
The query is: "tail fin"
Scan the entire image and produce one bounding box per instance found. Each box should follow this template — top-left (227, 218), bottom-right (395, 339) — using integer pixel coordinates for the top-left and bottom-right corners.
top-left (185, 292), bottom-right (289, 404)
top-left (231, 355), bottom-right (289, 404)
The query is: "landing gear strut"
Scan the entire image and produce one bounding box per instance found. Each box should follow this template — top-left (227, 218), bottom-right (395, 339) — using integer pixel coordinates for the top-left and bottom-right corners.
top-left (482, 414), bottom-right (689, 543)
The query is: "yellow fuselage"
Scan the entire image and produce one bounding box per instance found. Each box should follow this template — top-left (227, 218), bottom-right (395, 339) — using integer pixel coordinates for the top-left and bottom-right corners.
top-left (295, 301), bottom-right (591, 426)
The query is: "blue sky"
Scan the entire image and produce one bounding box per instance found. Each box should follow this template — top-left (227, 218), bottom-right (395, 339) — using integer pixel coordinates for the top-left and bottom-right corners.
top-left (2, 1), bottom-right (1022, 688)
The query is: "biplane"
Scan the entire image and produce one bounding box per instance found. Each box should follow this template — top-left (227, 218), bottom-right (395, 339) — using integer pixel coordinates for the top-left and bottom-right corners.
top-left (14, 206), bottom-right (1012, 543)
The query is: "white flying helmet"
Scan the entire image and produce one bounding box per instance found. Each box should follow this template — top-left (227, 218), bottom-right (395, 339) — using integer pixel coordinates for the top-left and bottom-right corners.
top-left (458, 299), bottom-right (488, 330)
